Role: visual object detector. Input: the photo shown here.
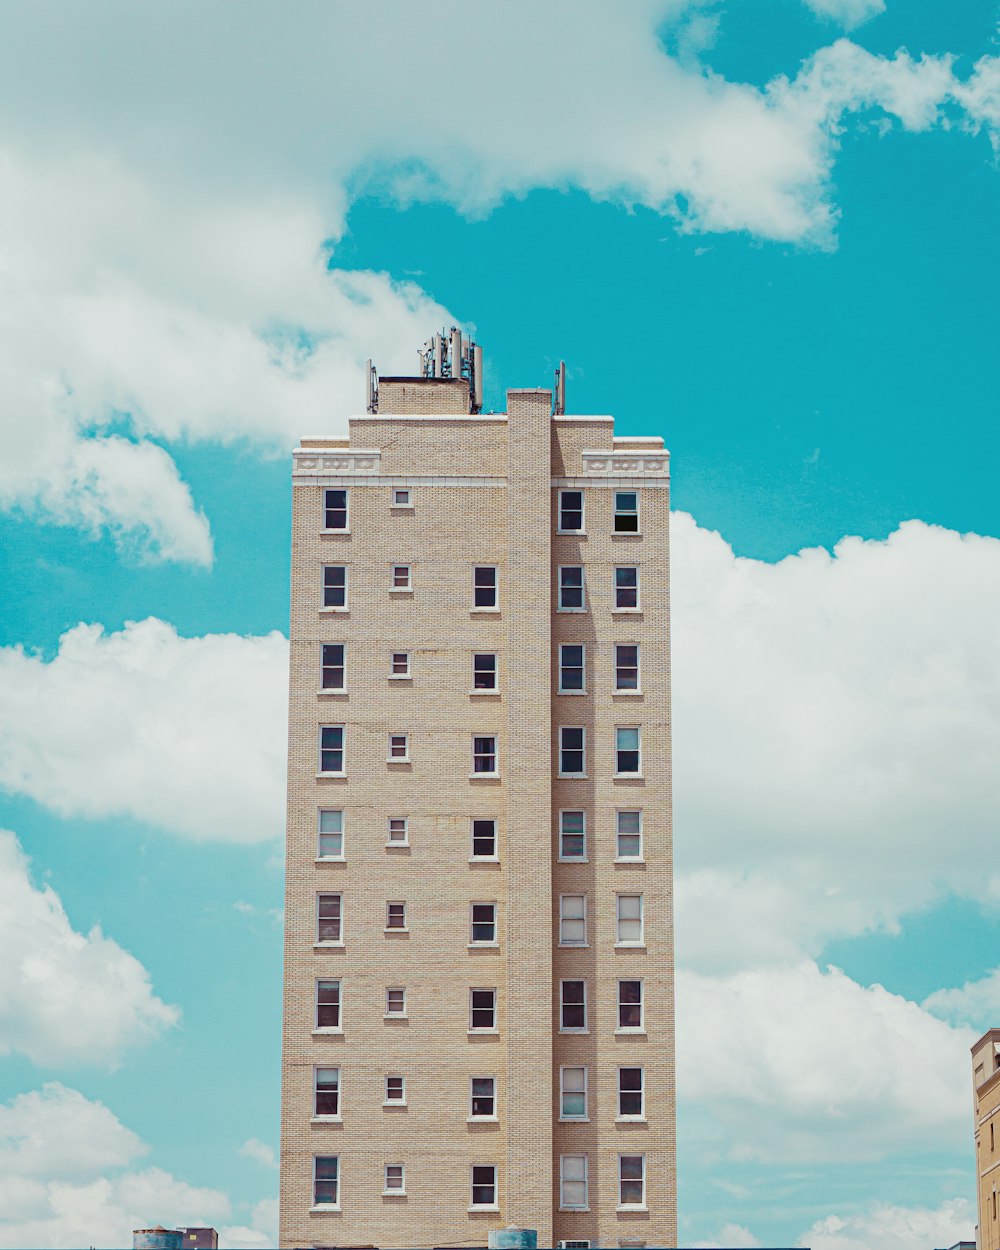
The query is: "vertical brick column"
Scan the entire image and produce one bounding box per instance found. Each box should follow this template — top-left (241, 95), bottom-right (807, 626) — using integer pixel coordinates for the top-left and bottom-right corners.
top-left (505, 389), bottom-right (554, 1242)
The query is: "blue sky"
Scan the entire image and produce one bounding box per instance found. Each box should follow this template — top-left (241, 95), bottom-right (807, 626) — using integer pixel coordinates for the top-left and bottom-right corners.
top-left (0, 2), bottom-right (999, 1247)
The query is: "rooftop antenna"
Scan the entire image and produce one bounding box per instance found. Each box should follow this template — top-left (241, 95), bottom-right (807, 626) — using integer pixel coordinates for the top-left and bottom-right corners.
top-left (554, 360), bottom-right (566, 416)
top-left (365, 359), bottom-right (377, 413)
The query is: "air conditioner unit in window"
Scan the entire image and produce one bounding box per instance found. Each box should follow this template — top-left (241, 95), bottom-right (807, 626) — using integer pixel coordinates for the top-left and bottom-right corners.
top-left (558, 1242), bottom-right (591, 1249)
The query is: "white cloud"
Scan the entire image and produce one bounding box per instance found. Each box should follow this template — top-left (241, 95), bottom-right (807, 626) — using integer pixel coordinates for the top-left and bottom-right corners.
top-left (0, 618), bottom-right (288, 842)
top-left (220, 1197), bottom-right (278, 1250)
top-left (0, 833), bottom-right (177, 1067)
top-left (924, 966), bottom-right (1000, 1031)
top-left (238, 1139), bottom-right (277, 1170)
top-left (801, 0), bottom-right (885, 29)
top-left (678, 962), bottom-right (976, 1162)
top-left (691, 1223), bottom-right (760, 1248)
top-left (0, 1084), bottom-right (145, 1179)
top-left (800, 1198), bottom-right (975, 1250)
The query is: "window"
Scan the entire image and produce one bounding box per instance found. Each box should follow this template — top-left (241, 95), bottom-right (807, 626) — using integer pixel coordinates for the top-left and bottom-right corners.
top-left (317, 894), bottom-right (342, 944)
top-left (471, 902), bottom-right (497, 944)
top-left (618, 1154), bottom-right (646, 1208)
top-left (384, 1163), bottom-right (405, 1193)
top-left (470, 988), bottom-right (497, 1031)
top-left (322, 565), bottom-right (347, 609)
top-left (319, 726), bottom-right (344, 774)
top-left (473, 653), bottom-right (498, 691)
top-left (318, 810), bottom-right (344, 859)
top-left (616, 894), bottom-right (644, 945)
top-left (392, 564), bottom-right (412, 591)
top-left (385, 1075), bottom-right (405, 1105)
top-left (390, 651), bottom-right (410, 678)
top-left (614, 491), bottom-right (639, 533)
top-left (616, 810), bottom-right (643, 860)
top-left (615, 566), bottom-right (639, 610)
top-left (385, 987), bottom-right (406, 1017)
top-left (618, 1067), bottom-right (644, 1118)
top-left (560, 980), bottom-right (587, 1032)
top-left (313, 1155), bottom-right (339, 1207)
top-left (618, 979), bottom-right (644, 1031)
top-left (388, 733), bottom-right (409, 762)
top-left (614, 644), bottom-right (640, 692)
top-left (559, 810), bottom-right (586, 860)
top-left (559, 727), bottom-right (585, 776)
top-left (314, 1066), bottom-right (340, 1117)
top-left (559, 489), bottom-right (584, 532)
top-left (558, 644), bottom-right (585, 693)
top-left (387, 817), bottom-right (408, 846)
top-left (615, 726), bottom-right (641, 775)
top-left (471, 1076), bottom-right (496, 1118)
top-left (315, 980), bottom-right (341, 1030)
top-left (472, 819), bottom-right (497, 859)
top-left (392, 487), bottom-right (412, 507)
top-left (560, 1066), bottom-right (588, 1120)
top-left (321, 643), bottom-right (345, 691)
top-left (560, 1155), bottom-right (588, 1210)
top-left (473, 566), bottom-right (498, 609)
top-left (559, 895), bottom-right (587, 946)
top-left (323, 489), bottom-right (348, 531)
top-left (386, 902), bottom-right (407, 931)
top-left (471, 1164), bottom-right (497, 1208)
top-left (558, 565), bottom-right (585, 611)
top-left (473, 736), bottom-right (498, 775)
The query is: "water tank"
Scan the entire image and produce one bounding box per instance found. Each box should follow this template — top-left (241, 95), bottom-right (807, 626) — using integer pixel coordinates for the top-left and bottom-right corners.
top-left (134, 1227), bottom-right (183, 1250)
top-left (488, 1228), bottom-right (538, 1250)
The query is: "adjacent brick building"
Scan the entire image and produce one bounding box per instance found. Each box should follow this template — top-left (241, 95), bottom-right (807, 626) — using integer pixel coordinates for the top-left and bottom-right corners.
top-left (279, 335), bottom-right (676, 1248)
top-left (973, 1030), bottom-right (1000, 1250)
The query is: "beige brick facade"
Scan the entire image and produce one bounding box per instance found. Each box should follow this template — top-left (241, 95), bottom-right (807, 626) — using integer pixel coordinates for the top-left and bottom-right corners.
top-left (280, 367), bottom-right (675, 1249)
top-left (973, 1030), bottom-right (1000, 1250)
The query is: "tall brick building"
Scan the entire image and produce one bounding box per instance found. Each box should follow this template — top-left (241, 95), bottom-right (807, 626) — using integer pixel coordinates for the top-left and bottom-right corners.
top-left (279, 333), bottom-right (675, 1248)
top-left (973, 1030), bottom-right (1000, 1250)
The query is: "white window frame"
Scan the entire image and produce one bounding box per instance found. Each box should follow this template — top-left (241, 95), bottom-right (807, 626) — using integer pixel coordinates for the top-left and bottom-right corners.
top-left (558, 643), bottom-right (586, 694)
top-left (559, 1154), bottom-right (589, 1211)
top-left (469, 987), bottom-right (498, 1033)
top-left (312, 1154), bottom-right (340, 1210)
top-left (387, 733), bottom-right (410, 764)
top-left (391, 563), bottom-right (412, 592)
top-left (557, 488), bottom-right (585, 534)
top-left (472, 652), bottom-right (498, 692)
top-left (389, 651), bottom-right (411, 679)
top-left (391, 487), bottom-right (412, 508)
top-left (615, 725), bottom-right (642, 777)
top-left (558, 809), bottom-right (587, 862)
top-left (321, 564), bottom-right (348, 611)
top-left (314, 979), bottom-right (342, 1033)
top-left (617, 1153), bottom-right (646, 1210)
top-left (471, 735), bottom-right (498, 776)
top-left (384, 987), bottom-right (407, 1018)
top-left (472, 565), bottom-right (499, 611)
top-left (322, 488), bottom-right (349, 534)
top-left (383, 1162), bottom-right (406, 1194)
top-left (470, 818), bottom-right (498, 861)
top-left (617, 978), bottom-right (645, 1034)
top-left (318, 725), bottom-right (345, 777)
top-left (557, 564), bottom-right (586, 612)
top-left (469, 1075), bottom-right (497, 1121)
top-left (559, 1065), bottom-right (588, 1121)
top-left (470, 1163), bottom-right (499, 1211)
top-left (317, 809), bottom-right (345, 861)
top-left (320, 642), bottom-right (346, 692)
top-left (616, 893), bottom-right (645, 947)
top-left (315, 892), bottom-right (343, 947)
top-left (613, 490), bottom-right (640, 533)
top-left (313, 1065), bottom-right (341, 1121)
top-left (559, 978), bottom-right (588, 1034)
top-left (384, 1074), bottom-right (406, 1106)
top-left (385, 901), bottom-right (407, 932)
top-left (387, 817), bottom-right (409, 847)
top-left (558, 726), bottom-right (586, 778)
top-left (614, 565), bottom-right (641, 612)
top-left (615, 810), bottom-right (643, 862)
top-left (558, 894), bottom-right (587, 947)
top-left (470, 901), bottom-right (498, 946)
top-left (614, 643), bottom-right (641, 694)
top-left (617, 1066), bottom-right (645, 1120)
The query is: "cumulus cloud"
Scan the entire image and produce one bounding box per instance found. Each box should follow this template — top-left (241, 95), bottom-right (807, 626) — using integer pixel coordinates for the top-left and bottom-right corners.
top-left (0, 618), bottom-right (288, 842)
top-left (801, 0), bottom-right (885, 29)
top-left (800, 1198), bottom-right (975, 1250)
top-left (0, 833), bottom-right (177, 1067)
top-left (238, 1139), bottom-right (277, 1170)
top-left (924, 966), bottom-right (1000, 1031)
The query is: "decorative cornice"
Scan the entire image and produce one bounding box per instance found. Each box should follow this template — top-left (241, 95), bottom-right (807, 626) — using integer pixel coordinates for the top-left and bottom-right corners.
top-left (582, 450), bottom-right (670, 478)
top-left (293, 449), bottom-right (381, 477)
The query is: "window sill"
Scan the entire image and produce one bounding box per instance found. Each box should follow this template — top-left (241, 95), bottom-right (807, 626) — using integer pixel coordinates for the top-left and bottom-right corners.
top-left (558, 942), bottom-right (589, 949)
top-left (389, 587), bottom-right (413, 596)
top-left (559, 1028), bottom-right (589, 1035)
top-left (469, 772), bottom-right (500, 780)
top-left (614, 773), bottom-right (644, 781)
top-left (386, 758), bottom-right (411, 766)
top-left (558, 689), bottom-right (587, 696)
top-left (617, 1205), bottom-right (649, 1213)
top-left (384, 927), bottom-right (410, 935)
top-left (318, 687), bottom-right (347, 696)
top-left (612, 531), bottom-right (643, 539)
top-left (383, 1014), bottom-right (408, 1021)
top-left (468, 1206), bottom-right (500, 1213)
top-left (558, 857), bottom-right (589, 864)
top-left (556, 530), bottom-right (586, 537)
top-left (382, 1100), bottom-right (407, 1108)
top-left (382, 1189), bottom-right (407, 1197)
top-left (310, 1115), bottom-right (342, 1123)
top-left (614, 858), bottom-right (645, 866)
top-left (388, 674), bottom-right (412, 682)
top-left (615, 942), bottom-right (647, 950)
top-left (467, 1115), bottom-right (499, 1123)
top-left (559, 1207), bottom-right (591, 1213)
top-left (612, 607), bottom-right (643, 615)
top-left (616, 1116), bottom-right (647, 1123)
top-left (319, 606), bottom-right (349, 614)
top-left (615, 1028), bottom-right (647, 1036)
top-left (311, 1027), bottom-right (343, 1036)
top-left (316, 772), bottom-right (346, 780)
top-left (556, 607), bottom-right (586, 613)
top-left (558, 1116), bottom-right (590, 1123)
top-left (320, 529), bottom-right (350, 537)
top-left (469, 855), bottom-right (500, 864)
top-left (313, 941), bottom-right (344, 950)
top-left (558, 774), bottom-right (588, 781)
top-left (390, 504), bottom-right (414, 511)
top-left (386, 841), bottom-right (410, 850)
top-left (469, 689), bottom-right (500, 697)
top-left (468, 942), bottom-right (499, 949)
top-left (467, 1028), bottom-right (499, 1036)
top-left (613, 690), bottom-right (643, 698)
top-left (315, 856), bottom-right (346, 864)
top-left (309, 1204), bottom-right (341, 1213)
top-left (470, 607), bottom-right (501, 614)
